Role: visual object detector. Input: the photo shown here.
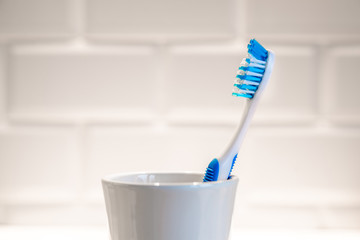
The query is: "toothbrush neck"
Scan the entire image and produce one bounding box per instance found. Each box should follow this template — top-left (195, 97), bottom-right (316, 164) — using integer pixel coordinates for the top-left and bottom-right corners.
top-left (219, 99), bottom-right (258, 163)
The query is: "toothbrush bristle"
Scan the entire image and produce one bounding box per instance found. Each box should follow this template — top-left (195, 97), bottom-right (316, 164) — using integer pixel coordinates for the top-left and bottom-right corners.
top-left (233, 39), bottom-right (268, 99)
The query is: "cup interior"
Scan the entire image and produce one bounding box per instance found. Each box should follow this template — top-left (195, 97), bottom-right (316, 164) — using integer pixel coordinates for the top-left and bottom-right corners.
top-left (102, 172), bottom-right (237, 186)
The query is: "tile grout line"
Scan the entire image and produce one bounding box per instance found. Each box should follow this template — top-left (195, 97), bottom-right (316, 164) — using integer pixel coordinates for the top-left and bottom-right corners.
top-left (315, 43), bottom-right (335, 130)
top-left (70, 0), bottom-right (87, 40)
top-left (314, 45), bottom-right (328, 128)
top-left (153, 43), bottom-right (170, 128)
top-left (235, 0), bottom-right (248, 39)
top-left (73, 123), bottom-right (89, 204)
top-left (0, 45), bottom-right (7, 128)
top-left (1, 43), bottom-right (11, 129)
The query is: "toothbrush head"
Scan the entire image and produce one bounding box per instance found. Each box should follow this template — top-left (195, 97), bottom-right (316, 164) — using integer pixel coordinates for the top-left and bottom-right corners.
top-left (232, 39), bottom-right (269, 99)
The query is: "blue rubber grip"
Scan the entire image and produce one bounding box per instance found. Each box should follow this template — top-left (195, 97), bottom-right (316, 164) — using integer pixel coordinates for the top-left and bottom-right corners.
top-left (203, 159), bottom-right (219, 182)
top-left (227, 154), bottom-right (238, 179)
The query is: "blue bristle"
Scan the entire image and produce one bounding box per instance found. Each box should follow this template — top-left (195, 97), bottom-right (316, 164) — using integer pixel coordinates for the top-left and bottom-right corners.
top-left (239, 66), bottom-right (265, 74)
top-left (239, 84), bottom-right (258, 91)
top-left (250, 39), bottom-right (267, 55)
top-left (236, 74), bottom-right (262, 82)
top-left (234, 83), bottom-right (257, 91)
top-left (232, 92), bottom-right (252, 98)
top-left (233, 39), bottom-right (268, 99)
top-left (248, 39), bottom-right (268, 61)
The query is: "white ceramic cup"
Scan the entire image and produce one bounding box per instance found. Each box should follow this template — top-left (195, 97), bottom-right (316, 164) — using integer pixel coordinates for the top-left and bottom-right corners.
top-left (102, 172), bottom-right (238, 240)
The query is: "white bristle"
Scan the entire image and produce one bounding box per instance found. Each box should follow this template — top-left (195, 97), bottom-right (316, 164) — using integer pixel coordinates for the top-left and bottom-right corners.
top-left (241, 58), bottom-right (266, 69)
top-left (234, 79), bottom-right (259, 87)
top-left (247, 54), bottom-right (267, 64)
top-left (242, 80), bottom-right (259, 86)
top-left (246, 71), bottom-right (263, 77)
top-left (234, 78), bottom-right (242, 85)
top-left (248, 62), bottom-right (266, 68)
top-left (233, 87), bottom-right (255, 94)
top-left (237, 70), bottom-right (245, 76)
top-left (240, 59), bottom-right (249, 67)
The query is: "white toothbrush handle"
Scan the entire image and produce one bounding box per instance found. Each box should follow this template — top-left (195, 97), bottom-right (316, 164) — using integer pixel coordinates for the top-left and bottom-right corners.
top-left (217, 51), bottom-right (275, 180)
top-left (217, 99), bottom-right (256, 180)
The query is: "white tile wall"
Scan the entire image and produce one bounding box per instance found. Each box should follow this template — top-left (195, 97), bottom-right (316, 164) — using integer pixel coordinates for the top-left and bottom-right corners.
top-left (0, 0), bottom-right (73, 38)
top-left (0, 207), bottom-right (5, 224)
top-left (326, 47), bottom-right (360, 117)
top-left (251, 45), bottom-right (317, 122)
top-left (166, 44), bottom-right (317, 124)
top-left (321, 207), bottom-right (360, 229)
top-left (0, 126), bottom-right (79, 204)
top-left (4, 204), bottom-right (107, 225)
top-left (233, 206), bottom-right (319, 228)
top-left (86, 0), bottom-right (236, 40)
top-left (235, 128), bottom-right (360, 205)
top-left (85, 125), bottom-right (170, 191)
top-left (247, 0), bottom-right (360, 36)
top-left (9, 44), bottom-right (156, 121)
top-left (166, 44), bottom-right (246, 124)
top-left (84, 125), bottom-right (234, 200)
top-left (0, 46), bottom-right (6, 125)
top-left (0, 0), bottom-right (359, 229)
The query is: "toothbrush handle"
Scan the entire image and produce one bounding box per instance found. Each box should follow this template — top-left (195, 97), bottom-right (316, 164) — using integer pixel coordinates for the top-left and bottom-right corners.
top-left (217, 99), bottom-right (258, 180)
top-left (221, 100), bottom-right (257, 160)
top-left (218, 51), bottom-right (275, 180)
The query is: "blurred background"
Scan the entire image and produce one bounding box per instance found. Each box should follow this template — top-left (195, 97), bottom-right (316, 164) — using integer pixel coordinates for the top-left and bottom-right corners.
top-left (0, 0), bottom-right (360, 238)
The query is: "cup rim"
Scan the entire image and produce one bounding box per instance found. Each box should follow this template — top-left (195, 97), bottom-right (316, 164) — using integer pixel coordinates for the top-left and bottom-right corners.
top-left (102, 172), bottom-right (238, 187)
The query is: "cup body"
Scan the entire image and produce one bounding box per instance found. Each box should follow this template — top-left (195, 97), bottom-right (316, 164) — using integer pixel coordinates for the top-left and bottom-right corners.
top-left (102, 172), bottom-right (238, 240)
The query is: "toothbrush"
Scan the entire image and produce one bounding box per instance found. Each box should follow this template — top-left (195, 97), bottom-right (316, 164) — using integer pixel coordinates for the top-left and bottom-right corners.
top-left (203, 39), bottom-right (275, 182)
